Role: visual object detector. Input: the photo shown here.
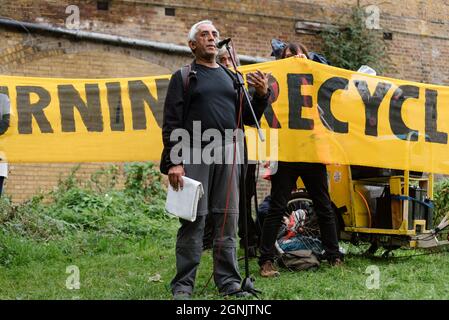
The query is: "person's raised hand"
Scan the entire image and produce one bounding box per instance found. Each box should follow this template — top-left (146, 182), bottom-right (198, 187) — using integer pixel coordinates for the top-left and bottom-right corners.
top-left (247, 70), bottom-right (269, 97)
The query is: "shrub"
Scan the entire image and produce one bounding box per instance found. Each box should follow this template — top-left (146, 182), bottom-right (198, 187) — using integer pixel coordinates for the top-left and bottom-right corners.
top-left (320, 6), bottom-right (390, 73)
top-left (433, 179), bottom-right (449, 229)
top-left (124, 162), bottom-right (165, 201)
top-left (0, 163), bottom-right (169, 242)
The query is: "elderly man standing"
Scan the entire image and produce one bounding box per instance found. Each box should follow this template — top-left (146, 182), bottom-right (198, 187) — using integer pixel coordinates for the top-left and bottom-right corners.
top-left (161, 20), bottom-right (269, 299)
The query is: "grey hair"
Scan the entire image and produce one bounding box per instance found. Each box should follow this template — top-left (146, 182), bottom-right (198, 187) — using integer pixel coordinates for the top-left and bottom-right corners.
top-left (188, 20), bottom-right (218, 42)
top-left (217, 46), bottom-right (229, 57)
top-left (217, 46), bottom-right (240, 66)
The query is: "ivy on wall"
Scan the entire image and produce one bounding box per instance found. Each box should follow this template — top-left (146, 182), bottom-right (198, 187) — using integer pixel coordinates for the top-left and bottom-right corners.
top-left (320, 6), bottom-right (390, 73)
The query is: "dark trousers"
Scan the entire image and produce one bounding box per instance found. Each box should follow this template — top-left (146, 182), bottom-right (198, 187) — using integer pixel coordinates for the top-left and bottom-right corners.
top-left (171, 214), bottom-right (241, 295)
top-left (238, 163), bottom-right (259, 248)
top-left (259, 162), bottom-right (340, 265)
top-left (203, 163), bottom-right (259, 249)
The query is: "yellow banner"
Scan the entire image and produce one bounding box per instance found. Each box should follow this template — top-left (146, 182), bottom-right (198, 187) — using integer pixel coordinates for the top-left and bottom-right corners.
top-left (1, 58), bottom-right (449, 174)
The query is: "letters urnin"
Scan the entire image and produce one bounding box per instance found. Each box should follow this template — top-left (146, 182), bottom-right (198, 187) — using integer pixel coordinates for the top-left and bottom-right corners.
top-left (13, 79), bottom-right (170, 135)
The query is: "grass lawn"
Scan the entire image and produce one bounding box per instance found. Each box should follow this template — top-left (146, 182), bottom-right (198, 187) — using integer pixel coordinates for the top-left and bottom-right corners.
top-left (1, 217), bottom-right (449, 300)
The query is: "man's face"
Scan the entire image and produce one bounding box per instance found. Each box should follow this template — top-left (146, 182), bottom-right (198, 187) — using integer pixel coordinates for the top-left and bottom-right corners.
top-left (219, 52), bottom-right (233, 68)
top-left (189, 23), bottom-right (219, 60)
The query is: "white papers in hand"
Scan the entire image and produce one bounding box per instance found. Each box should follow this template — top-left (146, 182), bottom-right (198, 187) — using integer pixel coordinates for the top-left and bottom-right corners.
top-left (165, 176), bottom-right (204, 222)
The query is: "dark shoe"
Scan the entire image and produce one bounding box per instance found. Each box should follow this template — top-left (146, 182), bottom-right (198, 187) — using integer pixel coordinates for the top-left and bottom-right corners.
top-left (259, 260), bottom-right (280, 278)
top-left (221, 285), bottom-right (251, 299)
top-left (173, 291), bottom-right (191, 300)
top-left (227, 290), bottom-right (251, 298)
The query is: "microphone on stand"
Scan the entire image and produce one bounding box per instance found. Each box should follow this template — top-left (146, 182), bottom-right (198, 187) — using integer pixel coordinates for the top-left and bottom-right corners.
top-left (216, 38), bottom-right (232, 49)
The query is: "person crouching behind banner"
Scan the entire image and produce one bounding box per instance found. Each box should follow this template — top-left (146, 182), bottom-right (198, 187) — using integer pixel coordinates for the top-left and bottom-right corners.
top-left (258, 42), bottom-right (343, 278)
top-left (161, 20), bottom-right (270, 299)
top-left (202, 46), bottom-right (260, 257)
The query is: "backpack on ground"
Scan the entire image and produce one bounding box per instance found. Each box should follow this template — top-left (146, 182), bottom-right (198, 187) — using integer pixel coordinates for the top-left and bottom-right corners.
top-left (276, 248), bottom-right (320, 271)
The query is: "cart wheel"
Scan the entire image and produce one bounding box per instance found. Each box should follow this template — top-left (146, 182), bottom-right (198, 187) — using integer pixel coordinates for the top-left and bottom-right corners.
top-left (287, 191), bottom-right (320, 238)
top-left (288, 190), bottom-right (344, 239)
top-left (381, 250), bottom-right (394, 259)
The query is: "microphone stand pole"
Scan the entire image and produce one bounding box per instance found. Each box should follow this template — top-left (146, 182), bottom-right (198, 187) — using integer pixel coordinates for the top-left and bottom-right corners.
top-left (224, 42), bottom-right (263, 298)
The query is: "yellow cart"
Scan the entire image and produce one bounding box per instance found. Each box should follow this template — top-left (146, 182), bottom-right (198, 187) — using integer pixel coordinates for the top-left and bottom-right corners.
top-left (288, 165), bottom-right (449, 256)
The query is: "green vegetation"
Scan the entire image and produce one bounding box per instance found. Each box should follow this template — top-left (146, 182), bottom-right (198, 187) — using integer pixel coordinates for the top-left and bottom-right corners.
top-left (434, 179), bottom-right (449, 230)
top-left (320, 6), bottom-right (389, 73)
top-left (0, 163), bottom-right (176, 299)
top-left (0, 164), bottom-right (448, 300)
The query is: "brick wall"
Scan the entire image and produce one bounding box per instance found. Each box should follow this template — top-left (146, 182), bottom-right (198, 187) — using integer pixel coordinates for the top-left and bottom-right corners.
top-left (1, 0), bottom-right (447, 82)
top-left (0, 31), bottom-right (189, 76)
top-left (0, 0), bottom-right (448, 203)
top-left (5, 163), bottom-right (127, 203)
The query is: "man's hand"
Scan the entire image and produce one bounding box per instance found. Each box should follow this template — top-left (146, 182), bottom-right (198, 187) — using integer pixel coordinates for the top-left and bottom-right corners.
top-left (247, 70), bottom-right (269, 97)
top-left (168, 165), bottom-right (185, 191)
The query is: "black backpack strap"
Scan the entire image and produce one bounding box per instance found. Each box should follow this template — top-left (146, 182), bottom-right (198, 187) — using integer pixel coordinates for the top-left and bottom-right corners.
top-left (180, 60), bottom-right (197, 125)
top-left (181, 60), bottom-right (197, 92)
